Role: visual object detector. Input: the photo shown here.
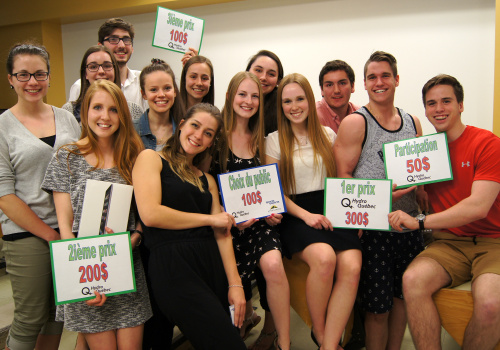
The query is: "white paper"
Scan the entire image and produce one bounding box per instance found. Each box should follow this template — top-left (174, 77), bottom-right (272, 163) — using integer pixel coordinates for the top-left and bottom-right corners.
top-left (78, 179), bottom-right (133, 237)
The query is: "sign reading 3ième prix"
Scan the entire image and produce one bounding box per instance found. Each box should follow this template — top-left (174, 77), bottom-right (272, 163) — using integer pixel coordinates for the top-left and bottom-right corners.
top-left (218, 164), bottom-right (286, 224)
top-left (50, 232), bottom-right (135, 305)
top-left (152, 6), bottom-right (205, 54)
top-left (383, 133), bottom-right (452, 189)
top-left (325, 178), bottom-right (392, 231)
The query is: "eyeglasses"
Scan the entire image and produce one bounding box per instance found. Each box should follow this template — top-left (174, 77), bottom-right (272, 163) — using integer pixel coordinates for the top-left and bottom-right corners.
top-left (11, 72), bottom-right (49, 82)
top-left (103, 36), bottom-right (133, 45)
top-left (86, 62), bottom-right (114, 72)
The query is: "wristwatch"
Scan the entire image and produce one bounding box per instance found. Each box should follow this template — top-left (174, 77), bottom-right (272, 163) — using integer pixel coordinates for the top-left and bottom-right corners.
top-left (416, 213), bottom-right (426, 231)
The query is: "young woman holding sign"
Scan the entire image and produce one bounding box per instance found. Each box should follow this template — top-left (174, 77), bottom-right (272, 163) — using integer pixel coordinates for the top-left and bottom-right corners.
top-left (265, 73), bottom-right (361, 350)
top-left (132, 103), bottom-right (247, 350)
top-left (42, 80), bottom-right (151, 349)
top-left (209, 72), bottom-right (290, 350)
top-left (180, 55), bottom-right (214, 110)
top-left (241, 49), bottom-right (285, 350)
top-left (0, 42), bottom-right (80, 350)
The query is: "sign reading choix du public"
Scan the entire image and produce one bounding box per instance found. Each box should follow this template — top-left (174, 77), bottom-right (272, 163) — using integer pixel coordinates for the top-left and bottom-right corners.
top-left (383, 132), bottom-right (452, 189)
top-left (325, 178), bottom-right (393, 231)
top-left (50, 232), bottom-right (135, 305)
top-left (152, 6), bottom-right (205, 54)
top-left (218, 164), bottom-right (286, 224)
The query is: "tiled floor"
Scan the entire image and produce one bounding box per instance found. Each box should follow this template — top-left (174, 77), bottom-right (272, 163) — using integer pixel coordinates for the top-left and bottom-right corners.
top-left (0, 270), bottom-right (460, 350)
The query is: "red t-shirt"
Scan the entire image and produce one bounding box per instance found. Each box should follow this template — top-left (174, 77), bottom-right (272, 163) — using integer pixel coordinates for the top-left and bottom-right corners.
top-left (425, 126), bottom-right (500, 238)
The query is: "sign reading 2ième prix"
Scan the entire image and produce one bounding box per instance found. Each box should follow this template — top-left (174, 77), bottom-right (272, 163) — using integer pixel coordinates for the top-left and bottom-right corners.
top-left (383, 133), bottom-right (452, 189)
top-left (218, 164), bottom-right (286, 224)
top-left (325, 178), bottom-right (392, 231)
top-left (152, 6), bottom-right (205, 54)
top-left (50, 232), bottom-right (135, 305)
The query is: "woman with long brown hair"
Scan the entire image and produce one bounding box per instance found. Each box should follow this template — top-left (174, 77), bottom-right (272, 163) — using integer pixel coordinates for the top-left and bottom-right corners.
top-left (132, 103), bottom-right (247, 349)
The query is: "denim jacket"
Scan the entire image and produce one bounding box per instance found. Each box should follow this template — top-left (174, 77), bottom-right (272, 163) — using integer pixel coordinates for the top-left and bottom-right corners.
top-left (133, 109), bottom-right (177, 150)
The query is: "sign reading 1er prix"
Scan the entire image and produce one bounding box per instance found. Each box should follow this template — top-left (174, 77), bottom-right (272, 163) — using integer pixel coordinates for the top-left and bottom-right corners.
top-left (152, 6), bottom-right (205, 54)
top-left (50, 232), bottom-right (135, 305)
top-left (383, 132), bottom-right (452, 189)
top-left (325, 178), bottom-right (392, 231)
top-left (218, 164), bottom-right (286, 224)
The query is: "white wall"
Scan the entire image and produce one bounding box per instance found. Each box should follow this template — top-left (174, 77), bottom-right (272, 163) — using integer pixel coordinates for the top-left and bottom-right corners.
top-left (62, 0), bottom-right (495, 135)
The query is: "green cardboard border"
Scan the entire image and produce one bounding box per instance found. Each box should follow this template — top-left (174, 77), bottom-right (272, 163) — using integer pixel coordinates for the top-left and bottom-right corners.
top-left (324, 177), bottom-right (392, 231)
top-left (50, 231), bottom-right (136, 305)
top-left (152, 6), bottom-right (205, 54)
top-left (382, 132), bottom-right (453, 189)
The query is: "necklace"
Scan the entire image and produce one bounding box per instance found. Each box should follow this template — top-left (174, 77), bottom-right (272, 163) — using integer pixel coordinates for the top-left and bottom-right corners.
top-left (297, 135), bottom-right (308, 146)
top-left (156, 136), bottom-right (167, 145)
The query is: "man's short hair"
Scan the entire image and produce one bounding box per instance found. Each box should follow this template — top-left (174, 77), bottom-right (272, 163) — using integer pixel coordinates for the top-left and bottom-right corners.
top-left (364, 51), bottom-right (397, 79)
top-left (422, 74), bottom-right (464, 105)
top-left (319, 60), bottom-right (355, 87)
top-left (98, 18), bottom-right (135, 44)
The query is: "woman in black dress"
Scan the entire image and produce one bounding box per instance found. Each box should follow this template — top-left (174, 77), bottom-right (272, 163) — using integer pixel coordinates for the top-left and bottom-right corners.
top-left (132, 103), bottom-right (246, 350)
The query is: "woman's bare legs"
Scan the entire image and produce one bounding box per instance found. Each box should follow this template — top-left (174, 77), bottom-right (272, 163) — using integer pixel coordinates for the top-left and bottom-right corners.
top-left (296, 243), bottom-right (336, 346)
top-left (259, 249), bottom-right (290, 350)
top-left (322, 249), bottom-right (361, 350)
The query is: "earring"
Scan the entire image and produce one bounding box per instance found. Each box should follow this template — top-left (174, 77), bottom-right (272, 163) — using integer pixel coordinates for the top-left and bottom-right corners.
top-left (49, 83), bottom-right (51, 87)
top-left (10, 85), bottom-right (13, 89)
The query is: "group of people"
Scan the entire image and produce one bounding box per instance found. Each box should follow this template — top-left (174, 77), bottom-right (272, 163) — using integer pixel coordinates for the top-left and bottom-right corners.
top-left (0, 15), bottom-right (499, 350)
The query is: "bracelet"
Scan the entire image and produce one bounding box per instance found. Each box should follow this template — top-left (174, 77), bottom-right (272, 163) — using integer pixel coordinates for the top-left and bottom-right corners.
top-left (228, 284), bottom-right (244, 289)
top-left (133, 229), bottom-right (143, 236)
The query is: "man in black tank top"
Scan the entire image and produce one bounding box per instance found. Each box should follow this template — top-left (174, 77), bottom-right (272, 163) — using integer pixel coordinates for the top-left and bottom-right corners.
top-left (334, 51), bottom-right (425, 350)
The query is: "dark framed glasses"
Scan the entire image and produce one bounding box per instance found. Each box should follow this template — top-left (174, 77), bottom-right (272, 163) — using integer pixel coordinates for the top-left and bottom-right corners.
top-left (11, 72), bottom-right (49, 82)
top-left (86, 62), bottom-right (114, 72)
top-left (103, 36), bottom-right (133, 45)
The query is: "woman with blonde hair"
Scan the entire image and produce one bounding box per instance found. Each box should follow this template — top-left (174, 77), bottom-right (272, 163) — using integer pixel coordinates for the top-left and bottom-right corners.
top-left (266, 73), bottom-right (361, 350)
top-left (42, 79), bottom-right (151, 349)
top-left (210, 71), bottom-right (290, 350)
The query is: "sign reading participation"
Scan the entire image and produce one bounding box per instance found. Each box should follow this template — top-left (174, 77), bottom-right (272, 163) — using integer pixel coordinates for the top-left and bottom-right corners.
top-left (218, 164), bottom-right (286, 224)
top-left (325, 178), bottom-right (392, 231)
top-left (383, 133), bottom-right (452, 188)
top-left (50, 232), bottom-right (135, 305)
top-left (152, 6), bottom-right (205, 54)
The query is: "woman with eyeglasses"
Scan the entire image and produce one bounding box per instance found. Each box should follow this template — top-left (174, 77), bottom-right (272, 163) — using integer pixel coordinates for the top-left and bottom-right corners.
top-left (0, 42), bottom-right (80, 350)
top-left (62, 45), bottom-right (142, 123)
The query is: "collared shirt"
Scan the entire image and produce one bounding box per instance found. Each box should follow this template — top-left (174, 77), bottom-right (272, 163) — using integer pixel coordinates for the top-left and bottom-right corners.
top-left (68, 67), bottom-right (147, 110)
top-left (316, 98), bottom-right (360, 134)
top-left (133, 109), bottom-right (177, 151)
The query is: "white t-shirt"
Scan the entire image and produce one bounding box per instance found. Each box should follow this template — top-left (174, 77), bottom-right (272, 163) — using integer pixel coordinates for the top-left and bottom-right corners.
top-left (265, 126), bottom-right (336, 194)
top-left (68, 67), bottom-right (147, 111)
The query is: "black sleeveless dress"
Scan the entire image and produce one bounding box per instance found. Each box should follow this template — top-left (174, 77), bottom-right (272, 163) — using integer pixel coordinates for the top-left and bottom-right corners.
top-left (143, 156), bottom-right (246, 350)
